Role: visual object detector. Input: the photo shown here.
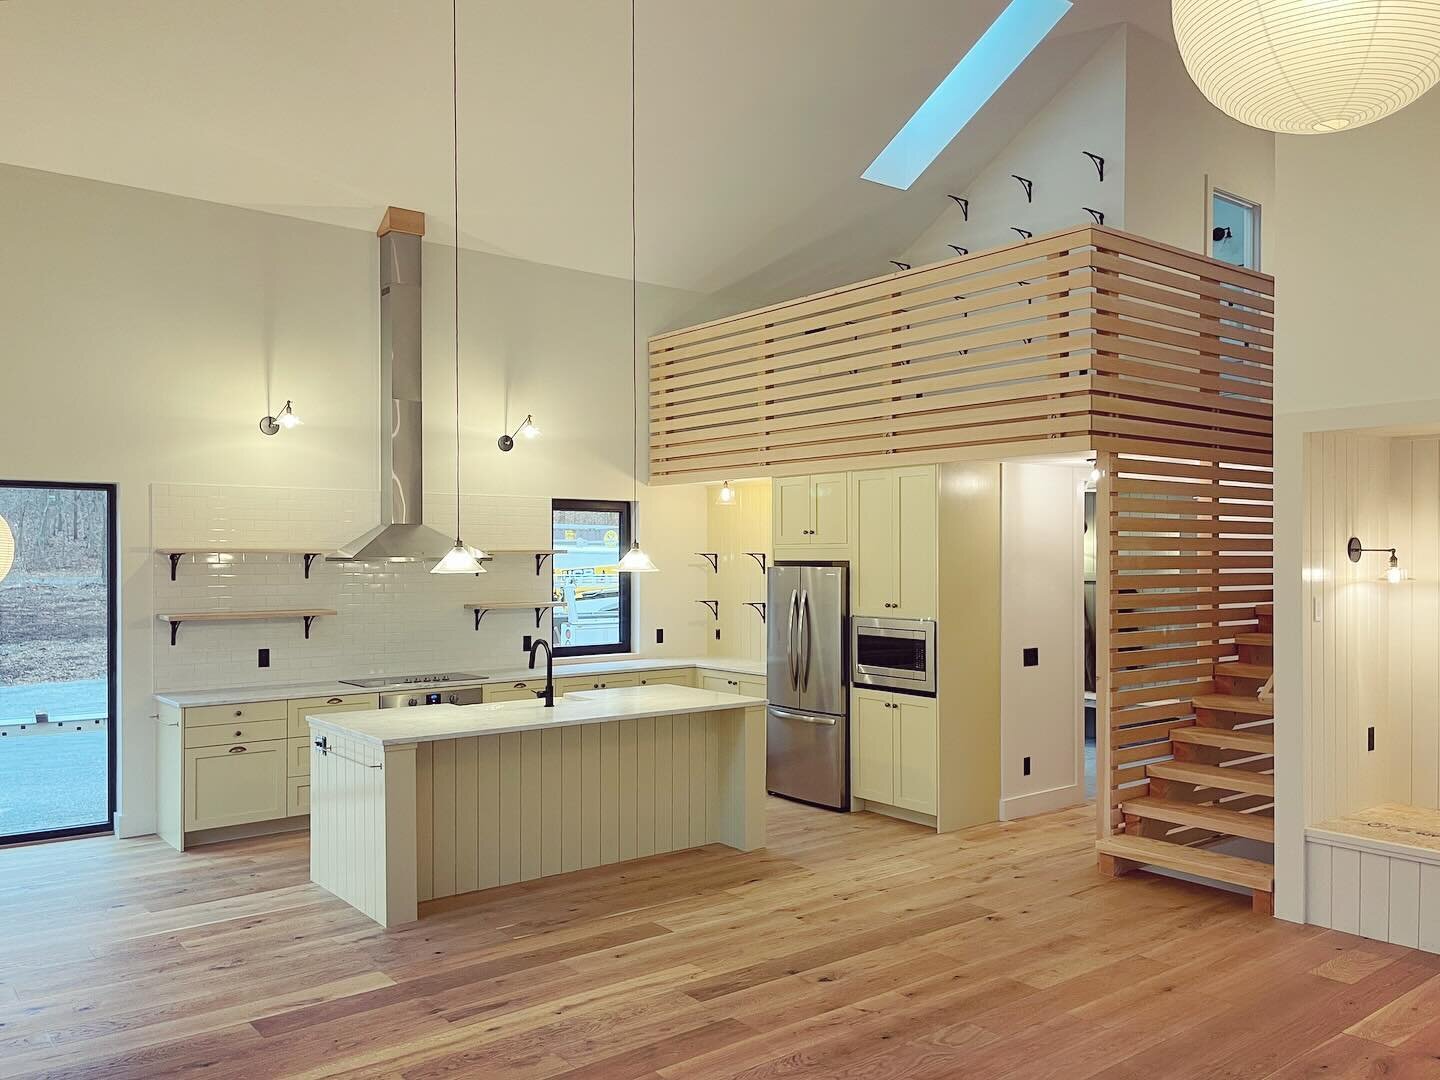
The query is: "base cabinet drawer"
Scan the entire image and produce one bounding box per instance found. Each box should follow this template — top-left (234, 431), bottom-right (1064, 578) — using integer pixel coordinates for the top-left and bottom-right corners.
top-left (700, 672), bottom-right (765, 697)
top-left (183, 739), bottom-right (288, 831)
top-left (287, 775), bottom-right (310, 817)
top-left (485, 681), bottom-right (548, 702)
top-left (185, 717), bottom-right (287, 749)
top-left (184, 700), bottom-right (288, 729)
top-left (288, 693), bottom-right (380, 737)
top-left (637, 670), bottom-right (693, 688)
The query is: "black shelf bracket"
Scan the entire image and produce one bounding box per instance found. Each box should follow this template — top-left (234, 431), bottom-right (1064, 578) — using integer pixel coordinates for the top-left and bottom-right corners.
top-left (303, 553), bottom-right (319, 579)
top-left (1083, 206), bottom-right (1105, 225)
top-left (535, 552), bottom-right (555, 575)
top-left (168, 619), bottom-right (181, 646)
top-left (696, 552), bottom-right (719, 572)
top-left (303, 615), bottom-right (319, 639)
top-left (534, 606), bottom-right (552, 628)
top-left (168, 553), bottom-right (182, 581)
top-left (743, 552), bottom-right (768, 573)
top-left (889, 261), bottom-right (911, 272)
top-left (1012, 175), bottom-right (1034, 203)
top-left (1083, 151), bottom-right (1105, 182)
top-left (1011, 227), bottom-right (1034, 240)
top-left (743, 601), bottom-right (767, 624)
top-left (947, 194), bottom-right (969, 220)
top-left (696, 600), bottom-right (720, 619)
top-left (948, 244), bottom-right (969, 257)
top-left (473, 608), bottom-right (487, 630)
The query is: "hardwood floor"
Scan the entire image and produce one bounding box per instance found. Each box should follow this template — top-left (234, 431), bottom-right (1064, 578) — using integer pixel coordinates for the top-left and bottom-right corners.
top-left (3, 800), bottom-right (1440, 1079)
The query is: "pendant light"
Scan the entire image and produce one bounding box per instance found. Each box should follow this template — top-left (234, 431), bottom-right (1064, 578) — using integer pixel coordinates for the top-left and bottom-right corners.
top-left (617, 0), bottom-right (657, 575)
top-left (433, 0), bottom-right (486, 576)
top-left (1172, 0), bottom-right (1440, 135)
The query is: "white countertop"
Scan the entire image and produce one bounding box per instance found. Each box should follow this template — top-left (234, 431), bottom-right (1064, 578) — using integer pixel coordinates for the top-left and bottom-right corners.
top-left (154, 656), bottom-right (766, 708)
top-left (307, 684), bottom-right (767, 746)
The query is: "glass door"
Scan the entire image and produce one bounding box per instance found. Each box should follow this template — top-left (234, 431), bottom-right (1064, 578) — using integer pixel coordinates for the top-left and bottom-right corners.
top-left (0, 482), bottom-right (116, 843)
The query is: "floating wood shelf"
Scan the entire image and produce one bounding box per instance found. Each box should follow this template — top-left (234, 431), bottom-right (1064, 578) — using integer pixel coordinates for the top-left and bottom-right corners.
top-left (157, 609), bottom-right (336, 646)
top-left (464, 601), bottom-right (560, 630)
top-left (157, 547), bottom-right (326, 581)
top-left (474, 548), bottom-right (570, 574)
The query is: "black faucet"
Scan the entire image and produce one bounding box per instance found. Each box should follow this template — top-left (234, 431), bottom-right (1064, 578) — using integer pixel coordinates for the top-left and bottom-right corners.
top-left (528, 638), bottom-right (555, 707)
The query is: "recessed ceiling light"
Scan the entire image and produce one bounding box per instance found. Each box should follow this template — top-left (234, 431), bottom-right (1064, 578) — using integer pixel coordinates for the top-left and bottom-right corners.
top-left (862, 0), bottom-right (1072, 191)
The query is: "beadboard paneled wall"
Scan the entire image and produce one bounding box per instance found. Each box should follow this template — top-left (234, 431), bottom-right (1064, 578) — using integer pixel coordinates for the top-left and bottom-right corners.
top-left (152, 483), bottom-right (550, 690)
top-left (704, 479), bottom-right (772, 665)
top-left (1388, 438), bottom-right (1440, 810)
top-left (1301, 432), bottom-right (1392, 823)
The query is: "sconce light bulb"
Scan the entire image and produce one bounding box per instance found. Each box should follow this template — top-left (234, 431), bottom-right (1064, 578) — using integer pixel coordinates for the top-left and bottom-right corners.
top-left (718, 481), bottom-right (736, 504)
top-left (522, 416), bottom-right (539, 439)
top-left (1387, 554), bottom-right (1404, 584)
top-left (1088, 467), bottom-right (1102, 484)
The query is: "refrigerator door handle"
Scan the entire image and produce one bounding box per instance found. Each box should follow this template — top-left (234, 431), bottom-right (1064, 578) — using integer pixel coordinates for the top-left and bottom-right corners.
top-left (769, 705), bottom-right (837, 726)
top-left (787, 588), bottom-right (800, 691)
top-left (799, 589), bottom-right (811, 691)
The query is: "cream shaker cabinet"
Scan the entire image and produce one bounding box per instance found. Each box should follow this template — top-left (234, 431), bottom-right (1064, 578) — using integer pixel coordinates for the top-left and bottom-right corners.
top-left (851, 466), bottom-right (937, 618)
top-left (774, 473), bottom-right (848, 547)
top-left (850, 687), bottom-right (936, 816)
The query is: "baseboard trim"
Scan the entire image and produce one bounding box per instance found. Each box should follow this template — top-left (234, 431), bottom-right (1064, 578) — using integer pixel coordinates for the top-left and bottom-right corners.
top-left (185, 816), bottom-right (309, 848)
top-left (1000, 783), bottom-right (1084, 821)
top-left (854, 799), bottom-right (938, 829)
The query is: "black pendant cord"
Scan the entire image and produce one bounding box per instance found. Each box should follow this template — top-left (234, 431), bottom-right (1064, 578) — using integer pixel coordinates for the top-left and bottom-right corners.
top-left (630, 0), bottom-right (639, 520)
top-left (452, 0), bottom-right (463, 545)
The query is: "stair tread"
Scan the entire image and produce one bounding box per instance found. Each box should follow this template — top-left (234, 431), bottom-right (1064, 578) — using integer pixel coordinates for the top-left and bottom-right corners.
top-left (1216, 661), bottom-right (1273, 679)
top-left (1147, 760), bottom-right (1275, 796)
top-left (1098, 835), bottom-right (1274, 891)
top-left (1122, 796), bottom-right (1276, 843)
top-left (1193, 693), bottom-right (1274, 717)
top-left (1172, 726), bottom-right (1274, 754)
top-left (1235, 633), bottom-right (1273, 646)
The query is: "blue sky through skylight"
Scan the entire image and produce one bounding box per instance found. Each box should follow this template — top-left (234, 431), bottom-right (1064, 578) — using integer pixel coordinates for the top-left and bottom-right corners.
top-left (862, 0), bottom-right (1072, 190)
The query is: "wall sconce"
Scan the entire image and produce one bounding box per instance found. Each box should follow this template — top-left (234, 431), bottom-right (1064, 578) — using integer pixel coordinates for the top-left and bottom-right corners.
top-left (1348, 536), bottom-right (1407, 583)
top-left (497, 415), bottom-right (540, 452)
top-left (259, 400), bottom-right (302, 436)
top-left (717, 481), bottom-right (737, 506)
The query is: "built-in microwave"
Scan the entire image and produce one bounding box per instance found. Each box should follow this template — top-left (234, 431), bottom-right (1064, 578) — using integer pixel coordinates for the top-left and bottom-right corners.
top-left (852, 616), bottom-right (936, 696)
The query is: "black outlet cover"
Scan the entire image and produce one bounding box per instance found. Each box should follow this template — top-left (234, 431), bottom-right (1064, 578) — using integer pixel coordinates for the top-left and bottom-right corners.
top-left (1023, 647), bottom-right (1039, 667)
top-left (522, 634), bottom-right (533, 653)
top-left (656, 628), bottom-right (664, 645)
top-left (258, 648), bottom-right (270, 668)
top-left (715, 628), bottom-right (721, 641)
top-left (1368, 726), bottom-right (1376, 752)
top-left (1023, 756), bottom-right (1032, 776)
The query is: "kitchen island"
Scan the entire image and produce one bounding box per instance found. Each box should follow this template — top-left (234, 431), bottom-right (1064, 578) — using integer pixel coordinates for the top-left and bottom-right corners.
top-left (306, 684), bottom-right (766, 926)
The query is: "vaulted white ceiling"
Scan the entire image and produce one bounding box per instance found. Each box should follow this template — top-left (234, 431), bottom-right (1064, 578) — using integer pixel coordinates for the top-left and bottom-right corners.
top-left (0, 0), bottom-right (1172, 296)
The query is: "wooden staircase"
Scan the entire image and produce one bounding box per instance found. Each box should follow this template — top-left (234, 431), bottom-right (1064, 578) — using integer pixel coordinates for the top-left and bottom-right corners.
top-left (1099, 604), bottom-right (1276, 913)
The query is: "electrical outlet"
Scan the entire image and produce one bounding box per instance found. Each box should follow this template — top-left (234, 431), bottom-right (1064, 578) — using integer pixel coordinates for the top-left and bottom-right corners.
top-left (1023, 647), bottom-right (1039, 667)
top-left (656, 628), bottom-right (664, 645)
top-left (522, 635), bottom-right (533, 653)
top-left (258, 648), bottom-right (270, 668)
top-left (1023, 756), bottom-right (1032, 776)
top-left (715, 628), bottom-right (721, 641)
top-left (1368, 726), bottom-right (1376, 752)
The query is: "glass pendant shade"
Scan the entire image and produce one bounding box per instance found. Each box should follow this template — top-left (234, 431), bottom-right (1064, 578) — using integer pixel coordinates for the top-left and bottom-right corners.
top-left (431, 542), bottom-right (485, 575)
top-left (1173, 0), bottom-right (1440, 135)
top-left (617, 540), bottom-right (658, 573)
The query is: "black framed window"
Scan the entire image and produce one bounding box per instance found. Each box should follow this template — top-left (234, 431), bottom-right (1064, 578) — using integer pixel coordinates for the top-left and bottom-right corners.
top-left (0, 480), bottom-right (117, 845)
top-left (551, 499), bottom-right (632, 656)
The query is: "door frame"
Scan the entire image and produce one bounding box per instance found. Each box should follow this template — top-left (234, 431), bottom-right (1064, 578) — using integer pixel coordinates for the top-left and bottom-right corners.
top-left (0, 479), bottom-right (118, 845)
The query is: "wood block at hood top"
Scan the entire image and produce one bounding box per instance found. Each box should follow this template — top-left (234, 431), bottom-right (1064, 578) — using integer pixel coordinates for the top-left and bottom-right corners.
top-left (377, 206), bottom-right (425, 237)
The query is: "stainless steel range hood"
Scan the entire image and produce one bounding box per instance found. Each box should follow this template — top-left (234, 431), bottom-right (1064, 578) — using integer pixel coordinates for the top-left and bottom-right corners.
top-left (329, 208), bottom-right (457, 563)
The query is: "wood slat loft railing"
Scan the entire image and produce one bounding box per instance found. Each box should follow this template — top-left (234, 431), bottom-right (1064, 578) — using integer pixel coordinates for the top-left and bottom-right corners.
top-left (1094, 451), bottom-right (1275, 847)
top-left (647, 225), bottom-right (1274, 485)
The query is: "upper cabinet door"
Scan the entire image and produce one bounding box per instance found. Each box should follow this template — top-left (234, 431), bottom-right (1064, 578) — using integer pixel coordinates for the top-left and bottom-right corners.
top-left (852, 470), bottom-right (896, 615)
top-left (810, 473), bottom-right (848, 545)
top-left (774, 475), bottom-right (813, 545)
top-left (894, 467), bottom-right (938, 618)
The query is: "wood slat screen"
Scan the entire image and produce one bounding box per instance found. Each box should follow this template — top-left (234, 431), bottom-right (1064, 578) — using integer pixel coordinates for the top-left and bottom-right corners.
top-left (1095, 450), bottom-right (1275, 838)
top-left (648, 225), bottom-right (1274, 486)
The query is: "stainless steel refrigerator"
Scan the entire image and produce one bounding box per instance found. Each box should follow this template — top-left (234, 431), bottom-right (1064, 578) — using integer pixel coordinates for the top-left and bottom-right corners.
top-left (766, 563), bottom-right (848, 810)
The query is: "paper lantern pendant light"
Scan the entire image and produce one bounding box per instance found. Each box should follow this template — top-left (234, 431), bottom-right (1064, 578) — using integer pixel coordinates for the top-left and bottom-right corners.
top-left (1172, 0), bottom-right (1440, 134)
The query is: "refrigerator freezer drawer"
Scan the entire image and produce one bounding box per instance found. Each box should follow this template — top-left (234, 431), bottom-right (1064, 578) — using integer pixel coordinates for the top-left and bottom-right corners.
top-left (766, 705), bottom-right (847, 810)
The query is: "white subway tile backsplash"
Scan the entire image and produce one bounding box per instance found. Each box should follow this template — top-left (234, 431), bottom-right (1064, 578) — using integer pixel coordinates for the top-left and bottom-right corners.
top-left (152, 483), bottom-right (556, 691)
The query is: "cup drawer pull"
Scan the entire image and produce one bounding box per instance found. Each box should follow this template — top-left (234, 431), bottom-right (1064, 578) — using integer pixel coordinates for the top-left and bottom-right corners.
top-left (229, 745), bottom-right (248, 754)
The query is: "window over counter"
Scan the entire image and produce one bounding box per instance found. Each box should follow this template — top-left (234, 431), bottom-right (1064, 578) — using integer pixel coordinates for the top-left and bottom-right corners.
top-left (551, 499), bottom-right (632, 657)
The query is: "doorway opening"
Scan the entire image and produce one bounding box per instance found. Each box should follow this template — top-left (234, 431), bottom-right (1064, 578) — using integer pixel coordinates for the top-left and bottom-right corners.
top-left (0, 481), bottom-right (117, 843)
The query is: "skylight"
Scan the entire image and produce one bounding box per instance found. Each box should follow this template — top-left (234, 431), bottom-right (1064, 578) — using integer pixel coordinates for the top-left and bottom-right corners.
top-left (862, 0), bottom-right (1072, 190)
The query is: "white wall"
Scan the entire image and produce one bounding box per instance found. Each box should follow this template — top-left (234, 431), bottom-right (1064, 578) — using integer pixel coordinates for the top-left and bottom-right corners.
top-left (999, 462), bottom-right (1086, 819)
top-left (900, 29), bottom-right (1126, 267)
top-left (1123, 27), bottom-right (1275, 260)
top-left (0, 162), bottom-right (716, 838)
